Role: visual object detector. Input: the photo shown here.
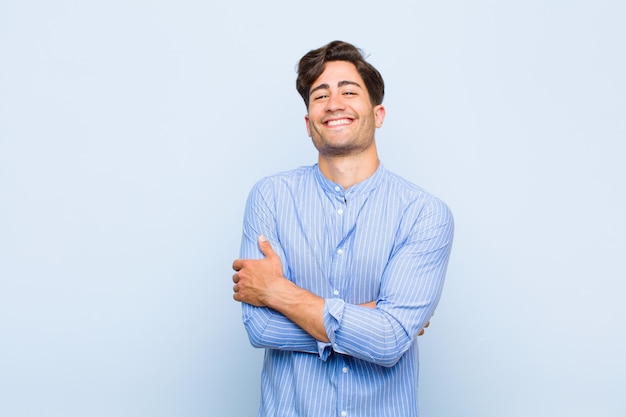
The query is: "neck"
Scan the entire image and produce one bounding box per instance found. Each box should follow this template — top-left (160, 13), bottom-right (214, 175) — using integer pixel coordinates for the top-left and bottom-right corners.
top-left (318, 143), bottom-right (380, 189)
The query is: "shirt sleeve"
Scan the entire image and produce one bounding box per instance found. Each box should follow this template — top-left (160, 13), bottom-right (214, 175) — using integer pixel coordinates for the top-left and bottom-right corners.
top-left (323, 197), bottom-right (454, 367)
top-left (239, 180), bottom-right (330, 358)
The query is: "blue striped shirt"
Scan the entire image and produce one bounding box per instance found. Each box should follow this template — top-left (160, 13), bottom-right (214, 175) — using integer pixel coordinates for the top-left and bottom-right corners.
top-left (239, 163), bottom-right (454, 417)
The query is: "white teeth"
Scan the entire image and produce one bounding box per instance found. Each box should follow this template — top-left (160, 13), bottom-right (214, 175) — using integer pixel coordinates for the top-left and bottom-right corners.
top-left (327, 119), bottom-right (351, 126)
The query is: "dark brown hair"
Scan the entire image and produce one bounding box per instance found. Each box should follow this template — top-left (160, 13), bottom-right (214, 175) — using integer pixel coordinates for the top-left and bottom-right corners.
top-left (296, 40), bottom-right (385, 108)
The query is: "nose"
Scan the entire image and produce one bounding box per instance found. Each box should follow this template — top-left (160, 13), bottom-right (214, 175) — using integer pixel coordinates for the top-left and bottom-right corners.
top-left (325, 93), bottom-right (345, 112)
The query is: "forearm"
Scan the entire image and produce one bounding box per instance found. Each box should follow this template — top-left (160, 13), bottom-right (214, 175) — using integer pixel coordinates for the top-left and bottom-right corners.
top-left (326, 299), bottom-right (436, 367)
top-left (263, 279), bottom-right (329, 342)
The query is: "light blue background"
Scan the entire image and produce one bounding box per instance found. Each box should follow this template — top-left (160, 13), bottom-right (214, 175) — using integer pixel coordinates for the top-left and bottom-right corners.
top-left (1, 1), bottom-right (624, 416)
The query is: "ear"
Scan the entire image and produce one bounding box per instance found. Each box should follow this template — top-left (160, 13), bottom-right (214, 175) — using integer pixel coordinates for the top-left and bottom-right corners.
top-left (304, 114), bottom-right (311, 137)
top-left (373, 105), bottom-right (386, 128)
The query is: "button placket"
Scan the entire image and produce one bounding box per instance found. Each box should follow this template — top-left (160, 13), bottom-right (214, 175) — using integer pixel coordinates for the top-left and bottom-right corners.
top-left (328, 186), bottom-right (349, 301)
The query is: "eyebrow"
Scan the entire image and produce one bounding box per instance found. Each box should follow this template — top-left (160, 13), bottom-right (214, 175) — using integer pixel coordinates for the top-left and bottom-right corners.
top-left (309, 80), bottom-right (363, 97)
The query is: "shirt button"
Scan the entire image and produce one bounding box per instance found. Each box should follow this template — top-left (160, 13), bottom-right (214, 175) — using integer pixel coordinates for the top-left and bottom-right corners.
top-left (337, 208), bottom-right (343, 215)
top-left (337, 249), bottom-right (344, 255)
top-left (341, 411), bottom-right (347, 417)
top-left (342, 367), bottom-right (348, 373)
top-left (333, 290), bottom-right (339, 296)
top-left (334, 186), bottom-right (341, 192)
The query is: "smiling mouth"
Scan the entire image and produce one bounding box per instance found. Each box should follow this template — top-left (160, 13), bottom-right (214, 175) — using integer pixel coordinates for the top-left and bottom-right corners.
top-left (324, 118), bottom-right (353, 127)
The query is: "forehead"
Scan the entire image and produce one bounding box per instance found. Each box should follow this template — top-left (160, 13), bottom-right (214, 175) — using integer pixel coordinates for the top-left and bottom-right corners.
top-left (312, 61), bottom-right (366, 88)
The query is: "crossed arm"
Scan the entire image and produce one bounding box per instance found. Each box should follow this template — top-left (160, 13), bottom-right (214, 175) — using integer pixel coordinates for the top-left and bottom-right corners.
top-left (232, 236), bottom-right (430, 344)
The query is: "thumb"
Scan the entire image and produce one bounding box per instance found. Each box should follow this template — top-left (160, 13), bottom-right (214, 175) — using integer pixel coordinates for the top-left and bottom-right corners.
top-left (258, 235), bottom-right (276, 258)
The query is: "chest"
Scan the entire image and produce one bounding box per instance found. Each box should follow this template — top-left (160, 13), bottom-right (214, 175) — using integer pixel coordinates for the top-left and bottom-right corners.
top-left (274, 189), bottom-right (405, 302)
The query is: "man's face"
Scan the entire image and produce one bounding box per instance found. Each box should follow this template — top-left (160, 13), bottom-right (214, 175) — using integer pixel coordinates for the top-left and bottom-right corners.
top-left (305, 61), bottom-right (385, 157)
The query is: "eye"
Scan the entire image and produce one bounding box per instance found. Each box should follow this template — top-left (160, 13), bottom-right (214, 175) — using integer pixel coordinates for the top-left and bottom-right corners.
top-left (314, 94), bottom-right (329, 100)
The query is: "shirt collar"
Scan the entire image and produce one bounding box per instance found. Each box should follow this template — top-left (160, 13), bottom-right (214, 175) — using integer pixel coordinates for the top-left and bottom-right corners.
top-left (313, 163), bottom-right (386, 200)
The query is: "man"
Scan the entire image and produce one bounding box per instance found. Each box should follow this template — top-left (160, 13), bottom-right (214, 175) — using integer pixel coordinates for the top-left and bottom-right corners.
top-left (232, 40), bottom-right (454, 417)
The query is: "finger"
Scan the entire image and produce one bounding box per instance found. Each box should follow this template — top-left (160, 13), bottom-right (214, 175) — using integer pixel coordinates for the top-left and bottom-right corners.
top-left (418, 328), bottom-right (425, 336)
top-left (232, 259), bottom-right (242, 271)
top-left (424, 321), bottom-right (430, 328)
top-left (258, 235), bottom-right (277, 258)
top-left (233, 284), bottom-right (239, 293)
top-left (232, 273), bottom-right (239, 284)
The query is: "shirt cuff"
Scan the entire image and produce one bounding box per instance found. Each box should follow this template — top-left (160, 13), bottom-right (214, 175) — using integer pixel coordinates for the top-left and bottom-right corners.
top-left (316, 341), bottom-right (332, 360)
top-left (323, 297), bottom-right (346, 349)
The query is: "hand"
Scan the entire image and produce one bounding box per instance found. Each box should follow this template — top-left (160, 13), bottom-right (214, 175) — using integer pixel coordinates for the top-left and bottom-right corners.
top-left (232, 235), bottom-right (288, 307)
top-left (418, 321), bottom-right (430, 336)
top-left (232, 236), bottom-right (329, 341)
top-left (359, 301), bottom-right (377, 309)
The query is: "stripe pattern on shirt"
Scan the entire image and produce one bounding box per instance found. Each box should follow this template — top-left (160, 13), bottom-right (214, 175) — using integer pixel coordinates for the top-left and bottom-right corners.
top-left (240, 164), bottom-right (454, 417)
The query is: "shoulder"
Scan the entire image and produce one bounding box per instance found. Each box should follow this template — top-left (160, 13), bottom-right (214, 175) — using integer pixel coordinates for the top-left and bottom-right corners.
top-left (252, 165), bottom-right (315, 190)
top-left (379, 167), bottom-right (453, 221)
top-left (379, 168), bottom-right (447, 204)
top-left (246, 165), bottom-right (316, 202)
